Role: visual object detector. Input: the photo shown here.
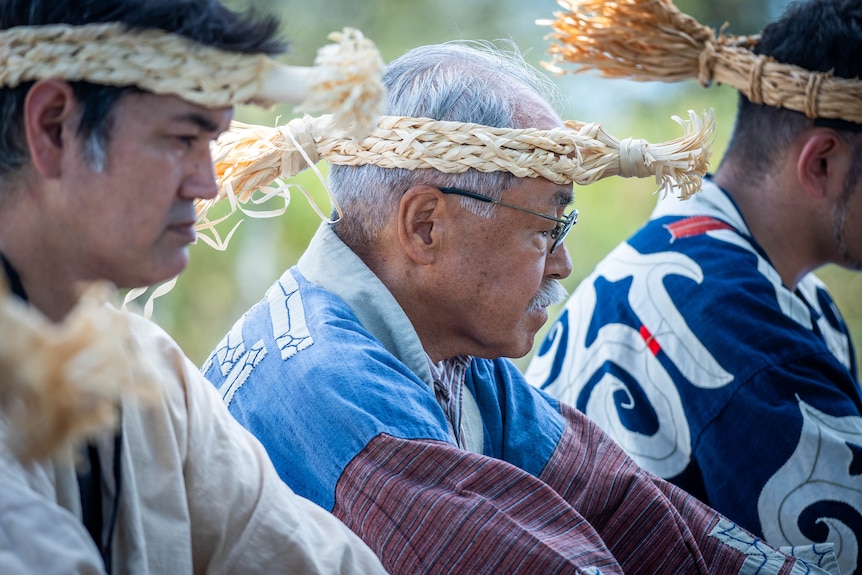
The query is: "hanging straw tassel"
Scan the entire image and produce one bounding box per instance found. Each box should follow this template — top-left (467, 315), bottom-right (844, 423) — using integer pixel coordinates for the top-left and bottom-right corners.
top-left (290, 28), bottom-right (386, 139)
top-left (565, 110), bottom-right (714, 199)
top-left (199, 108), bottom-right (713, 240)
top-left (0, 277), bottom-right (162, 463)
top-left (541, 0), bottom-right (862, 124)
top-left (541, 0), bottom-right (725, 84)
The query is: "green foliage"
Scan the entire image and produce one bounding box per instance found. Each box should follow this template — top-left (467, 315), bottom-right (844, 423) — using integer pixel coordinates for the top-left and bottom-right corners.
top-left (159, 0), bottom-right (861, 375)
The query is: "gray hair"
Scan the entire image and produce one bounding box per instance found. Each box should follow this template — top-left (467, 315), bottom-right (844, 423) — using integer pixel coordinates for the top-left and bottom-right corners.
top-left (0, 85), bottom-right (110, 183)
top-left (329, 40), bottom-right (562, 251)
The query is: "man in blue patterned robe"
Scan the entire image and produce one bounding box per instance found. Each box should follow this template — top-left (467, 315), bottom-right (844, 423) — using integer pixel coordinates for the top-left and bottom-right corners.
top-left (527, 2), bottom-right (862, 573)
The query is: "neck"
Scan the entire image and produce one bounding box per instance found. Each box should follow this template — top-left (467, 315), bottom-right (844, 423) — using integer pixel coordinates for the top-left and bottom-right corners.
top-left (0, 170), bottom-right (96, 321)
top-left (712, 167), bottom-right (819, 290)
top-left (5, 251), bottom-right (81, 321)
top-left (0, 220), bottom-right (81, 323)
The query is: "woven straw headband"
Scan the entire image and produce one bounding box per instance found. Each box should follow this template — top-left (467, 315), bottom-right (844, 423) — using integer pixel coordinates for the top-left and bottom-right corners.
top-left (0, 23), bottom-right (386, 137)
top-left (198, 110), bottom-right (715, 248)
top-left (540, 0), bottom-right (862, 125)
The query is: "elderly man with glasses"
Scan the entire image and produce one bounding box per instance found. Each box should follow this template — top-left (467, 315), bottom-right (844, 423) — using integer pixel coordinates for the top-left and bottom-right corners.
top-left (203, 41), bottom-right (838, 574)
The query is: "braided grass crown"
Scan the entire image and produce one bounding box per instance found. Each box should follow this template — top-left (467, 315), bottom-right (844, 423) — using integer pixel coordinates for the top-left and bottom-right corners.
top-left (198, 110), bottom-right (714, 245)
top-left (0, 23), bottom-right (385, 136)
top-left (541, 0), bottom-right (862, 124)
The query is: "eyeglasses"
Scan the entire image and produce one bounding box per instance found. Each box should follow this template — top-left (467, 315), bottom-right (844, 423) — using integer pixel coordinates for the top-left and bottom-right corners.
top-left (438, 187), bottom-right (577, 253)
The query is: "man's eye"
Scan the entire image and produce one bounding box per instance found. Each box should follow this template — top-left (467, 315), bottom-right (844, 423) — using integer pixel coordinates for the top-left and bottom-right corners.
top-left (541, 226), bottom-right (561, 239)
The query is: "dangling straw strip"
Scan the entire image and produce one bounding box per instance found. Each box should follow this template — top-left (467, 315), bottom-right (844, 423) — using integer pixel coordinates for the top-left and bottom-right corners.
top-left (0, 24), bottom-right (385, 137)
top-left (540, 0), bottom-right (862, 124)
top-left (0, 276), bottom-right (162, 463)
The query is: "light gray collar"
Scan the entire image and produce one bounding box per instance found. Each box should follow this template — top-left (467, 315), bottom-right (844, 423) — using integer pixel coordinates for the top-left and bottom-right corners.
top-left (297, 224), bottom-right (434, 387)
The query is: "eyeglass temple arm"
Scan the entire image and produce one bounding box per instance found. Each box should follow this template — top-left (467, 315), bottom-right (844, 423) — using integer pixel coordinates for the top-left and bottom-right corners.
top-left (438, 187), bottom-right (494, 203)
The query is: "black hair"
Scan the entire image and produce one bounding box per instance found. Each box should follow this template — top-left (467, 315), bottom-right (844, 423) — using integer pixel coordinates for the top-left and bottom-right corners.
top-left (722, 0), bottom-right (862, 174)
top-left (0, 0), bottom-right (286, 175)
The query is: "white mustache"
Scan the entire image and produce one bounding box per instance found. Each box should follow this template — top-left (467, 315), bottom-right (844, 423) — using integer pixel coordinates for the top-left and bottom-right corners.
top-left (529, 280), bottom-right (569, 312)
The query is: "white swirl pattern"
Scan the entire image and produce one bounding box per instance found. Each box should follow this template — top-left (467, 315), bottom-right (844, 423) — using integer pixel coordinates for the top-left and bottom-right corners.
top-left (759, 400), bottom-right (862, 575)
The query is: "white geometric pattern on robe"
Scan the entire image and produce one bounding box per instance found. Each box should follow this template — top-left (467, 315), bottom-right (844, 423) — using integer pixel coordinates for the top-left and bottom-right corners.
top-left (208, 273), bottom-right (315, 407)
top-left (709, 518), bottom-right (837, 575)
top-left (203, 315), bottom-right (269, 406)
top-left (218, 338), bottom-right (268, 406)
top-left (204, 318), bottom-right (249, 378)
top-left (267, 274), bottom-right (313, 361)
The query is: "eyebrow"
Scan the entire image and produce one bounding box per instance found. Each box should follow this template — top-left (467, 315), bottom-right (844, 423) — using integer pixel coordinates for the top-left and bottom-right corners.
top-left (173, 111), bottom-right (222, 134)
top-left (554, 188), bottom-right (575, 207)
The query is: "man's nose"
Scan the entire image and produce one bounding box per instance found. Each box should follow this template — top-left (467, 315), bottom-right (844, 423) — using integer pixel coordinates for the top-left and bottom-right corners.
top-left (181, 155), bottom-right (220, 201)
top-left (546, 241), bottom-right (573, 280)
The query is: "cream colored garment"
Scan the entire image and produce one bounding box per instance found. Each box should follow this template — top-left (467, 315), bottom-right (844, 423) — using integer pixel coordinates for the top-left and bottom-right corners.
top-left (0, 311), bottom-right (387, 575)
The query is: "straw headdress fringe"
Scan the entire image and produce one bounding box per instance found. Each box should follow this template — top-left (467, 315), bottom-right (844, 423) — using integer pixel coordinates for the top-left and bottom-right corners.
top-left (200, 109), bottom-right (714, 234)
top-left (0, 24), bottom-right (385, 137)
top-left (0, 276), bottom-right (162, 463)
top-left (540, 0), bottom-right (862, 124)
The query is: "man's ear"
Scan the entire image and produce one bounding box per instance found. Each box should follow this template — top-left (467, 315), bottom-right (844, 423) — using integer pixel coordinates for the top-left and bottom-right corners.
top-left (24, 79), bottom-right (78, 178)
top-left (398, 185), bottom-right (447, 265)
top-left (797, 129), bottom-right (846, 200)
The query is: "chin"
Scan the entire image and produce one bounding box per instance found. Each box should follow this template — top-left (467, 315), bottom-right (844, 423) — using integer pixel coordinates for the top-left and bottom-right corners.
top-left (507, 347), bottom-right (532, 360)
top-left (162, 250), bottom-right (191, 278)
top-left (127, 256), bottom-right (189, 290)
top-left (503, 335), bottom-right (537, 360)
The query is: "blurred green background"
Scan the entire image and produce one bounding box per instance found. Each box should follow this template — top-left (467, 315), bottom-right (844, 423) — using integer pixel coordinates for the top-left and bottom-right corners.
top-left (149, 0), bottom-right (862, 372)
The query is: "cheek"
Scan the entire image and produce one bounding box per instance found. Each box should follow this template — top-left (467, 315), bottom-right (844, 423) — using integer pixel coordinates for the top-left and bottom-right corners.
top-left (455, 231), bottom-right (547, 304)
top-left (850, 191), bottom-right (862, 227)
top-left (488, 259), bottom-right (546, 308)
top-left (842, 189), bottom-right (862, 242)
